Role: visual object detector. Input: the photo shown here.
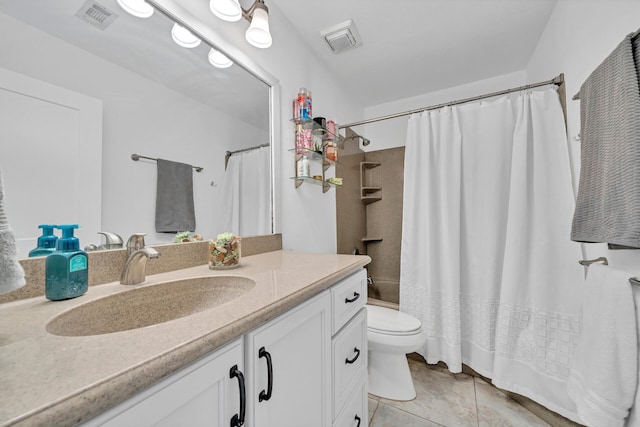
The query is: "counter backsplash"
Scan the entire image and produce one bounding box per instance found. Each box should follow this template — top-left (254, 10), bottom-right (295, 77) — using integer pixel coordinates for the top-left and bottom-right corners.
top-left (1, 234), bottom-right (283, 304)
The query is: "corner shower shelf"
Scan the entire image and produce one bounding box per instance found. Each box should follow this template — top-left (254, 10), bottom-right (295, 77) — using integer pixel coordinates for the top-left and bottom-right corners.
top-left (360, 162), bottom-right (381, 203)
top-left (361, 237), bottom-right (383, 243)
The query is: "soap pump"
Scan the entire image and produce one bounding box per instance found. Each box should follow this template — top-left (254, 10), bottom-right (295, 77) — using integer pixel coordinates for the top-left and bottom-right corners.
top-left (28, 224), bottom-right (58, 257)
top-left (45, 224), bottom-right (88, 301)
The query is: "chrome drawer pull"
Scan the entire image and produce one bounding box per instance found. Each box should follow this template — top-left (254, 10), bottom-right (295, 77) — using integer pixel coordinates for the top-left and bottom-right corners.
top-left (345, 347), bottom-right (361, 364)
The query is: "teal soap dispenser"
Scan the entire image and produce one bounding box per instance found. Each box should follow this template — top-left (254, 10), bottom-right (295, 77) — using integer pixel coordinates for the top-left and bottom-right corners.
top-left (45, 224), bottom-right (88, 301)
top-left (29, 224), bottom-right (58, 257)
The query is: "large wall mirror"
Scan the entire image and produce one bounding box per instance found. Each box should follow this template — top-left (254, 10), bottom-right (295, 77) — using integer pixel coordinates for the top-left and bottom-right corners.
top-left (0, 0), bottom-right (273, 257)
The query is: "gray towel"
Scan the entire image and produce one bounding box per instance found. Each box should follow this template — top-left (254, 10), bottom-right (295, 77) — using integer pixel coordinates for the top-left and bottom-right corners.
top-left (571, 32), bottom-right (640, 248)
top-left (0, 169), bottom-right (25, 295)
top-left (155, 159), bottom-right (196, 233)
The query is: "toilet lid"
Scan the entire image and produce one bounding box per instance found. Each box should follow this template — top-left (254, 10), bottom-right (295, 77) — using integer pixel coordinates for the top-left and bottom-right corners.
top-left (367, 305), bottom-right (421, 335)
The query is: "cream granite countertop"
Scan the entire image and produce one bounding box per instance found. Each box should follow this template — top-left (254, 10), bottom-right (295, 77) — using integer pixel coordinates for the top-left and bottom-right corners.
top-left (0, 250), bottom-right (370, 427)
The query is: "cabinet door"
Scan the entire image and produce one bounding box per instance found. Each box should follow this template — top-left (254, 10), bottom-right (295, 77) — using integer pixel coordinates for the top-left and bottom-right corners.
top-left (246, 291), bottom-right (332, 427)
top-left (84, 338), bottom-right (245, 427)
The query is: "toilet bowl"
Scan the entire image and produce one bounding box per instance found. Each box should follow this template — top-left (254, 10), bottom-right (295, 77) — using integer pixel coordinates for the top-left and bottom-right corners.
top-left (366, 304), bottom-right (425, 401)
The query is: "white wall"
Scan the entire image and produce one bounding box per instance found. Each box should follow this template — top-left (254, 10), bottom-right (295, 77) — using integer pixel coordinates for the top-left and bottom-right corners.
top-left (157, 0), bottom-right (365, 253)
top-left (526, 0), bottom-right (640, 269)
top-left (0, 11), bottom-right (267, 247)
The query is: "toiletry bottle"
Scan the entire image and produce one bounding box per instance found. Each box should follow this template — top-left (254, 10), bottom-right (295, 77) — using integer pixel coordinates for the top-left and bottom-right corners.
top-left (293, 97), bottom-right (300, 123)
top-left (29, 224), bottom-right (58, 257)
top-left (299, 88), bottom-right (308, 121)
top-left (295, 123), bottom-right (304, 153)
top-left (326, 141), bottom-right (336, 162)
top-left (45, 224), bottom-right (88, 301)
top-left (306, 90), bottom-right (312, 120)
top-left (296, 154), bottom-right (310, 177)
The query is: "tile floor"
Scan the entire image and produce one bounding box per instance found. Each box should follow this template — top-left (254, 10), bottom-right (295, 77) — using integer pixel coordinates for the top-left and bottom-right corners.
top-left (367, 357), bottom-right (552, 427)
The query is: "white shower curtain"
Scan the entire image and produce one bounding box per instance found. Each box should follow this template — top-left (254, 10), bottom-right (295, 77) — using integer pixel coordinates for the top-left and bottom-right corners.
top-left (218, 146), bottom-right (270, 237)
top-left (400, 88), bottom-right (585, 421)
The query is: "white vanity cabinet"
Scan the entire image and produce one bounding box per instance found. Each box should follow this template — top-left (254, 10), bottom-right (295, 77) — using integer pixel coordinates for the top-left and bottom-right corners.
top-left (84, 337), bottom-right (245, 427)
top-left (245, 290), bottom-right (332, 427)
top-left (82, 268), bottom-right (367, 427)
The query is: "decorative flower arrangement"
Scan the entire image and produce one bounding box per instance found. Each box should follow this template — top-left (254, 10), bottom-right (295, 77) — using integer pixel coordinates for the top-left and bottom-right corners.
top-left (173, 231), bottom-right (203, 243)
top-left (209, 232), bottom-right (241, 269)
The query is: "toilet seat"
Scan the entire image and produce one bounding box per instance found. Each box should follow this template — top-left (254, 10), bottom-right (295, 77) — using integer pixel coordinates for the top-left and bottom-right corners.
top-left (367, 305), bottom-right (421, 336)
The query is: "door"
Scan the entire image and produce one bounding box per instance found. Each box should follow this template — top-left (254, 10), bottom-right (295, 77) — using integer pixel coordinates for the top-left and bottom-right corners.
top-left (0, 66), bottom-right (102, 256)
top-left (84, 338), bottom-right (245, 427)
top-left (246, 291), bottom-right (332, 427)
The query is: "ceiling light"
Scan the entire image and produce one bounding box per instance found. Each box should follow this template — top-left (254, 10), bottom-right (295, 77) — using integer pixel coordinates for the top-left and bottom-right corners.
top-left (209, 0), bottom-right (242, 22)
top-left (208, 0), bottom-right (273, 49)
top-left (171, 23), bottom-right (201, 48)
top-left (116, 0), bottom-right (154, 18)
top-left (208, 48), bottom-right (233, 68)
top-left (245, 2), bottom-right (272, 49)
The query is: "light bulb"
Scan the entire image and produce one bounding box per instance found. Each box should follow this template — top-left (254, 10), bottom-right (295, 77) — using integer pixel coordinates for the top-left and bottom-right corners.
top-left (208, 48), bottom-right (233, 68)
top-left (209, 0), bottom-right (242, 22)
top-left (116, 0), bottom-right (154, 18)
top-left (171, 23), bottom-right (201, 48)
top-left (245, 5), bottom-right (272, 49)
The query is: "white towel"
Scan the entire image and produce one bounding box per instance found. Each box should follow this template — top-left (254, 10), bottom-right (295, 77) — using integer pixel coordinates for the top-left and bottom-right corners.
top-left (0, 169), bottom-right (25, 295)
top-left (568, 263), bottom-right (638, 426)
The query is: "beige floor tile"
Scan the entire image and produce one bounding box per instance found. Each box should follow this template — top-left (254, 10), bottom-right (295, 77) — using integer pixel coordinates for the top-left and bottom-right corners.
top-left (474, 378), bottom-right (551, 427)
top-left (370, 402), bottom-right (442, 427)
top-left (377, 358), bottom-right (478, 426)
top-left (369, 398), bottom-right (379, 424)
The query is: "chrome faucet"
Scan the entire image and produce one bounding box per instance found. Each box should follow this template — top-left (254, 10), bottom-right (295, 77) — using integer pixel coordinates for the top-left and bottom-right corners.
top-left (84, 231), bottom-right (124, 251)
top-left (120, 233), bottom-right (160, 285)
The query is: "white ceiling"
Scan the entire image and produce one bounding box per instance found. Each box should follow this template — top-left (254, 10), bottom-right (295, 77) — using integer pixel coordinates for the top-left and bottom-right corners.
top-left (270, 0), bottom-right (558, 107)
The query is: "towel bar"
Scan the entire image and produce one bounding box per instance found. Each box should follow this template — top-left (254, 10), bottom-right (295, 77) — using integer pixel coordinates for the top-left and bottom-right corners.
top-left (131, 154), bottom-right (203, 172)
top-left (578, 256), bottom-right (608, 266)
top-left (579, 257), bottom-right (640, 286)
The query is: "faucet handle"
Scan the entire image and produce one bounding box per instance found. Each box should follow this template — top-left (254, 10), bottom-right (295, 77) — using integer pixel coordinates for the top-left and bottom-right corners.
top-left (126, 233), bottom-right (146, 256)
top-left (98, 231), bottom-right (124, 249)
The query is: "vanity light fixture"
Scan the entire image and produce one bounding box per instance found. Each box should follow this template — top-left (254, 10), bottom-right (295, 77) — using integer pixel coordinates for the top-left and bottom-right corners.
top-left (209, 0), bottom-right (242, 22)
top-left (208, 48), bottom-right (233, 68)
top-left (209, 0), bottom-right (272, 48)
top-left (171, 23), bottom-right (201, 48)
top-left (116, 0), bottom-right (154, 18)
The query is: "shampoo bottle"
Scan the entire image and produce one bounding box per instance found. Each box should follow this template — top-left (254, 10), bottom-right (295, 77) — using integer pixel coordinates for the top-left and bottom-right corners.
top-left (45, 224), bottom-right (88, 301)
top-left (29, 224), bottom-right (58, 257)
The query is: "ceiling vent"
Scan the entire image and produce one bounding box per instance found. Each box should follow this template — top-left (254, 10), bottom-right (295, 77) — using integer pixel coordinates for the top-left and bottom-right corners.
top-left (75, 0), bottom-right (118, 31)
top-left (320, 19), bottom-right (362, 54)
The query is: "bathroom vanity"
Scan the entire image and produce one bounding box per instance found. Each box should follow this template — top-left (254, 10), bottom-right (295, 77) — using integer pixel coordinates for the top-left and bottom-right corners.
top-left (0, 250), bottom-right (369, 427)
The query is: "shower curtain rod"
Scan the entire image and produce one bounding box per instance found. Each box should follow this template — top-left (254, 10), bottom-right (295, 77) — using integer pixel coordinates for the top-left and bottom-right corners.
top-left (225, 143), bottom-right (270, 157)
top-left (224, 143), bottom-right (270, 170)
top-left (338, 73), bottom-right (565, 129)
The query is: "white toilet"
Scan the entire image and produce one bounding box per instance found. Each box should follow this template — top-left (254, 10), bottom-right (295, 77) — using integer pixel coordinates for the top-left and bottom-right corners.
top-left (366, 304), bottom-right (425, 401)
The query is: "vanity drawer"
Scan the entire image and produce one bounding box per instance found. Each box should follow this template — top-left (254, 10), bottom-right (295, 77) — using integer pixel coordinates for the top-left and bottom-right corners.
top-left (331, 269), bottom-right (367, 334)
top-left (333, 307), bottom-right (367, 419)
top-left (333, 375), bottom-right (368, 427)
